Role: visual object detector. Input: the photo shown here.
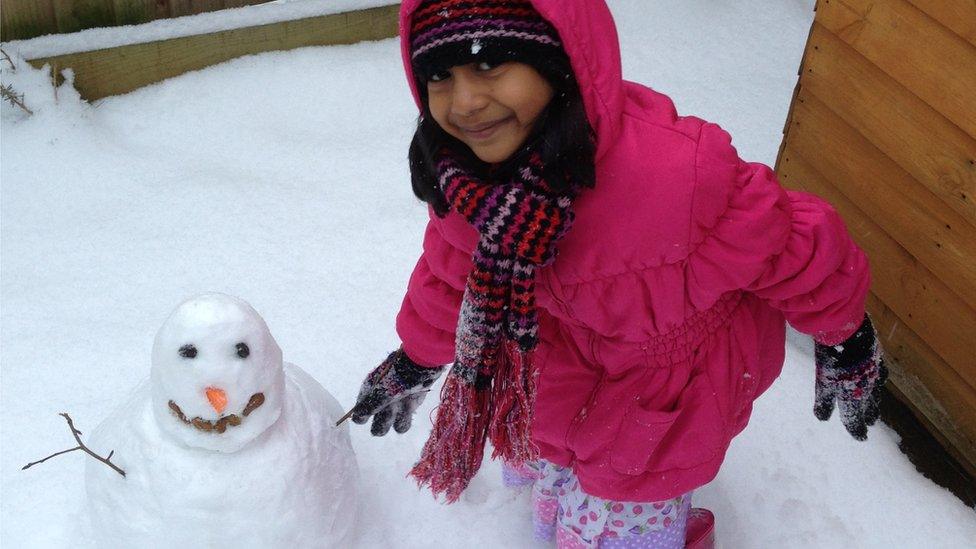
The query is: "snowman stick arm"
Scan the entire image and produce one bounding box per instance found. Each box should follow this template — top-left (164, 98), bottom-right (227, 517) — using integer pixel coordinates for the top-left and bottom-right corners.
top-left (21, 414), bottom-right (126, 477)
top-left (21, 446), bottom-right (83, 470)
top-left (59, 413), bottom-right (127, 477)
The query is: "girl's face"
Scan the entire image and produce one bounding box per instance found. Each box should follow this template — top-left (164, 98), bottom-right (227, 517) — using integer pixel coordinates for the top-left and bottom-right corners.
top-left (426, 61), bottom-right (555, 164)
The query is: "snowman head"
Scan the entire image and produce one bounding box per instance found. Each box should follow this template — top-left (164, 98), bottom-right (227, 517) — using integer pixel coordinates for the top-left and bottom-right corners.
top-left (151, 293), bottom-right (284, 452)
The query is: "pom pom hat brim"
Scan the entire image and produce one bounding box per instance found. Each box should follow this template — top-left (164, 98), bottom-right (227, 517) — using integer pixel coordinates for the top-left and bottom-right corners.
top-left (408, 0), bottom-right (572, 88)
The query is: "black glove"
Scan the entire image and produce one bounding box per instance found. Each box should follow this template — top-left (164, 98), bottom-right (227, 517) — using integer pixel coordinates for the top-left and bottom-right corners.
top-left (351, 348), bottom-right (445, 436)
top-left (814, 314), bottom-right (888, 441)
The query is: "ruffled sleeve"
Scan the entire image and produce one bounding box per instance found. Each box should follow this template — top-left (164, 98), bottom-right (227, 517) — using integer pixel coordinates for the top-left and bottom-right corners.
top-left (395, 214), bottom-right (469, 367)
top-left (686, 123), bottom-right (870, 345)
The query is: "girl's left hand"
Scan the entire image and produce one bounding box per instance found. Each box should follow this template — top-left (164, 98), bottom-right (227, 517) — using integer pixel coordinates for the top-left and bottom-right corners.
top-left (813, 315), bottom-right (888, 441)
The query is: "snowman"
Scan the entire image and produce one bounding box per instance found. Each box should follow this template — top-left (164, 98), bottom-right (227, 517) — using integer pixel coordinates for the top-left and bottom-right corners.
top-left (85, 293), bottom-right (359, 548)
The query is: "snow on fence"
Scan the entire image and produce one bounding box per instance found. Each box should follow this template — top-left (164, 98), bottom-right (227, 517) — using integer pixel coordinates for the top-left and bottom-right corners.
top-left (776, 0), bottom-right (976, 476)
top-left (1, 1), bottom-right (400, 100)
top-left (0, 0), bottom-right (274, 41)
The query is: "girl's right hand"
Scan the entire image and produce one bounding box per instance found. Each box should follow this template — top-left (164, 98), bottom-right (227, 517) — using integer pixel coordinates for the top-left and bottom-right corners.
top-left (351, 348), bottom-right (445, 436)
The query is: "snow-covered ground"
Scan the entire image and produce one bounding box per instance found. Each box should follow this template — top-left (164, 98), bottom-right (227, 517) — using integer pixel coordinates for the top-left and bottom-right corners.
top-left (2, 1), bottom-right (974, 547)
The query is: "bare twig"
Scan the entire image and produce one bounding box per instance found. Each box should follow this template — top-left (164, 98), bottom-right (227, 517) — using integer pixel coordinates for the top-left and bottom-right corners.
top-left (0, 48), bottom-right (15, 70)
top-left (22, 413), bottom-right (126, 477)
top-left (51, 62), bottom-right (58, 102)
top-left (1, 84), bottom-right (32, 115)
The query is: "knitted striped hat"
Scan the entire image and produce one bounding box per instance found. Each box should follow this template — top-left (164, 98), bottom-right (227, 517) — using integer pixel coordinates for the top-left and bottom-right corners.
top-left (409, 0), bottom-right (570, 85)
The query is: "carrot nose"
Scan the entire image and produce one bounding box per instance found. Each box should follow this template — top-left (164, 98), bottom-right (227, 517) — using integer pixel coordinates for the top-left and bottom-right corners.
top-left (205, 387), bottom-right (228, 414)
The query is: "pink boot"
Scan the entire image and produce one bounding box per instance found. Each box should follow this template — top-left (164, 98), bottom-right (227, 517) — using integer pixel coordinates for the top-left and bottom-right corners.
top-left (684, 508), bottom-right (715, 549)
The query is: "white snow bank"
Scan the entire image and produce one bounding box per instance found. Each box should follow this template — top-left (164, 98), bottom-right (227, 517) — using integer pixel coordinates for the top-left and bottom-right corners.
top-left (0, 50), bottom-right (89, 124)
top-left (1, 0), bottom-right (398, 60)
top-left (2, 1), bottom-right (974, 547)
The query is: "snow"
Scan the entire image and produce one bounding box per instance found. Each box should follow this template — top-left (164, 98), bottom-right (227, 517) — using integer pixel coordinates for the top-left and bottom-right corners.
top-left (1, 0), bottom-right (398, 60)
top-left (2, 0), bottom-right (975, 547)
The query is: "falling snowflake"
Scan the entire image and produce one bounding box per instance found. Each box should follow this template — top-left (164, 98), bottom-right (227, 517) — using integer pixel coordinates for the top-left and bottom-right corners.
top-left (471, 39), bottom-right (483, 54)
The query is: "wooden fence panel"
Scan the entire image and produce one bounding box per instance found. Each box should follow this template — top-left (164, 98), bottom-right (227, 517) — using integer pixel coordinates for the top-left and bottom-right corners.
top-left (867, 293), bottom-right (976, 479)
top-left (782, 153), bottom-right (976, 475)
top-left (52, 0), bottom-right (116, 34)
top-left (165, 0), bottom-right (228, 17)
top-left (111, 0), bottom-right (166, 26)
top-left (905, 0), bottom-right (976, 47)
top-left (802, 24), bottom-right (976, 224)
top-left (780, 149), bottom-right (976, 386)
top-left (1, 0), bottom-right (273, 40)
top-left (1, 1), bottom-right (58, 40)
top-left (818, 0), bottom-right (976, 140)
top-left (788, 91), bottom-right (976, 316)
top-left (188, 1), bottom-right (227, 16)
top-left (781, 0), bottom-right (976, 473)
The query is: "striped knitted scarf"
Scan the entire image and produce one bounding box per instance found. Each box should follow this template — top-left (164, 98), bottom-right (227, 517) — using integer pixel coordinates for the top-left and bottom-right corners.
top-left (410, 148), bottom-right (579, 502)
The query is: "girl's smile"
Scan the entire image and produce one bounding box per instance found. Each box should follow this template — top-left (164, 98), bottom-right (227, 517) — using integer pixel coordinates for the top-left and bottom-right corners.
top-left (456, 115), bottom-right (515, 141)
top-left (426, 61), bottom-right (554, 163)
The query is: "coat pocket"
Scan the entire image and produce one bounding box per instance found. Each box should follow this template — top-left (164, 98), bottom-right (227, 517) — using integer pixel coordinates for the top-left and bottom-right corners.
top-left (608, 407), bottom-right (681, 475)
top-left (609, 372), bottom-right (725, 475)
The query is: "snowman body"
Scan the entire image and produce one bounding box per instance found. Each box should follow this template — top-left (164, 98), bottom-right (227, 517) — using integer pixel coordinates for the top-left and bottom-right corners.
top-left (84, 295), bottom-right (358, 548)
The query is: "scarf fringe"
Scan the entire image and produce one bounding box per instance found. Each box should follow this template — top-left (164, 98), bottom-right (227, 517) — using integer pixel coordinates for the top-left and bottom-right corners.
top-left (489, 340), bottom-right (539, 465)
top-left (410, 341), bottom-right (538, 503)
top-left (409, 372), bottom-right (491, 503)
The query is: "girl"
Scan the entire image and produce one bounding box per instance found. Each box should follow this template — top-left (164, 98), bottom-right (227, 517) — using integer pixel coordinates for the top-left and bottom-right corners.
top-left (350, 1), bottom-right (887, 547)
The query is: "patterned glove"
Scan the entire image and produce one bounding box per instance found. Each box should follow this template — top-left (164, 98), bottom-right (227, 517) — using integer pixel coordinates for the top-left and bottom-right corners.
top-left (814, 314), bottom-right (888, 441)
top-left (351, 348), bottom-right (445, 436)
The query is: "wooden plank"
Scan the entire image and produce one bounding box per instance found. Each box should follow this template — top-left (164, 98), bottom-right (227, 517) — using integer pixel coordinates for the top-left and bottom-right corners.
top-left (52, 0), bottom-right (116, 34)
top-left (802, 23), bottom-right (976, 224)
top-left (867, 293), bottom-right (976, 478)
top-left (111, 0), bottom-right (167, 26)
top-left (1, 0), bottom-right (59, 41)
top-left (904, 0), bottom-right (976, 47)
top-left (778, 149), bottom-right (976, 387)
top-left (788, 90), bottom-right (976, 315)
top-left (818, 0), bottom-right (976, 139)
top-left (26, 4), bottom-right (400, 100)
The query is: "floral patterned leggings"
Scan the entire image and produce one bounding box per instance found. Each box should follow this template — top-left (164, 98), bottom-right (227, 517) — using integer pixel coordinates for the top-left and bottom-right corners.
top-left (503, 460), bottom-right (691, 549)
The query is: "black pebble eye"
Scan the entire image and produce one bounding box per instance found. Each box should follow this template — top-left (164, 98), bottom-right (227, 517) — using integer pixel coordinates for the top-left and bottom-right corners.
top-left (178, 344), bottom-right (197, 359)
top-left (236, 342), bottom-right (250, 359)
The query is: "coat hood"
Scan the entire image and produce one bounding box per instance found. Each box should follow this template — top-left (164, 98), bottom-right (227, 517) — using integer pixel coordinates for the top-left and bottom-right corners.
top-left (399, 0), bottom-right (625, 159)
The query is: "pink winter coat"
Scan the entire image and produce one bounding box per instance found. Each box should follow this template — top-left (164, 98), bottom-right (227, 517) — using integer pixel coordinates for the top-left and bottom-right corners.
top-left (395, 0), bottom-right (870, 502)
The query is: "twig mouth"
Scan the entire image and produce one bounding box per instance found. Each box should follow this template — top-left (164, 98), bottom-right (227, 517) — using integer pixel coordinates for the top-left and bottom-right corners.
top-left (168, 393), bottom-right (265, 434)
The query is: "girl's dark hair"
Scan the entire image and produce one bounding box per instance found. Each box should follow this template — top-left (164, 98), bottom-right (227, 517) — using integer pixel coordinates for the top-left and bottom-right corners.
top-left (408, 70), bottom-right (596, 217)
